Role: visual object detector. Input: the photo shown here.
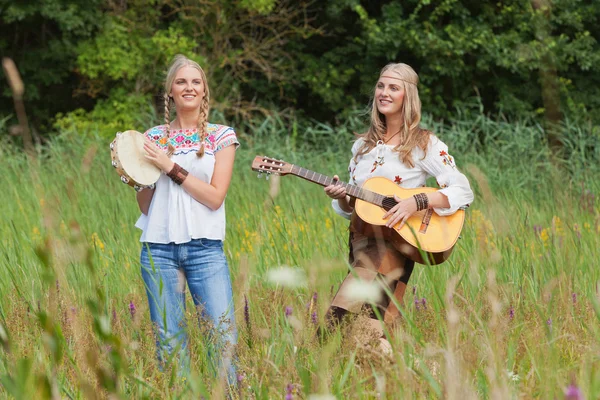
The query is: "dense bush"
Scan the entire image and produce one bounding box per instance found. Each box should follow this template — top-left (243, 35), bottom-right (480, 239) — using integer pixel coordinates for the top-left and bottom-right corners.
top-left (1, 0), bottom-right (600, 138)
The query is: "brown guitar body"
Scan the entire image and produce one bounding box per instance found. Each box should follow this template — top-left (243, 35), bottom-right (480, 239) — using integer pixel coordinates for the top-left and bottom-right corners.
top-left (353, 177), bottom-right (465, 265)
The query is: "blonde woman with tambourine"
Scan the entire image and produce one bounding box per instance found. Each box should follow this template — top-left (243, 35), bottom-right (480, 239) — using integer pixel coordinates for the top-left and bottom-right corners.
top-left (135, 55), bottom-right (239, 382)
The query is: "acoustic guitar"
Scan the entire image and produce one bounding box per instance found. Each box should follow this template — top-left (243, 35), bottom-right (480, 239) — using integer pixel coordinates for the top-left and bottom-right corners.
top-left (251, 156), bottom-right (465, 265)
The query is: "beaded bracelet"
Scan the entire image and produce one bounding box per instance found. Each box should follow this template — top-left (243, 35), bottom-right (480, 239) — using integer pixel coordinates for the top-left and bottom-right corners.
top-left (167, 163), bottom-right (189, 185)
top-left (413, 193), bottom-right (429, 211)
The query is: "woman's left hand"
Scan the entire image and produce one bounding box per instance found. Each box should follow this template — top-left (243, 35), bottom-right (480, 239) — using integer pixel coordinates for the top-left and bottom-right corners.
top-left (144, 139), bottom-right (174, 173)
top-left (382, 194), bottom-right (418, 229)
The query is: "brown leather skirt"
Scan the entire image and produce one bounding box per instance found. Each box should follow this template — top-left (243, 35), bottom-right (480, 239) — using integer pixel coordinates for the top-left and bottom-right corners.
top-left (327, 213), bottom-right (415, 327)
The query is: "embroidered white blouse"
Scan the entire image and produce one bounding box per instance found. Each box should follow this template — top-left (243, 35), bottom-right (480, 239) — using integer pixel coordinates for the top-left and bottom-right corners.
top-left (332, 135), bottom-right (474, 219)
top-left (135, 123), bottom-right (239, 244)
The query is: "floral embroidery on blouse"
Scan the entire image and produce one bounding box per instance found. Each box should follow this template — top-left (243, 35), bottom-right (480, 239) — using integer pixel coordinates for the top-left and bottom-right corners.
top-left (439, 150), bottom-right (456, 168)
top-left (145, 124), bottom-right (237, 155)
top-left (370, 156), bottom-right (385, 173)
top-left (394, 176), bottom-right (403, 185)
top-left (348, 166), bottom-right (357, 184)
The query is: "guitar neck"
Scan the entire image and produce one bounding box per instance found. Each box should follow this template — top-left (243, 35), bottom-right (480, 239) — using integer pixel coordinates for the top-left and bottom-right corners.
top-left (290, 165), bottom-right (387, 207)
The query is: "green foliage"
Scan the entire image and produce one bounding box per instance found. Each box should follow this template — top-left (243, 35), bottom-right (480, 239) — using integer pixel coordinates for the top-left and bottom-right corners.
top-left (296, 0), bottom-right (600, 122)
top-left (239, 0), bottom-right (278, 14)
top-left (0, 0), bottom-right (105, 126)
top-left (2, 0), bottom-right (600, 137)
top-left (49, 0), bottom-right (315, 136)
top-left (54, 89), bottom-right (152, 137)
top-left (75, 17), bottom-right (204, 93)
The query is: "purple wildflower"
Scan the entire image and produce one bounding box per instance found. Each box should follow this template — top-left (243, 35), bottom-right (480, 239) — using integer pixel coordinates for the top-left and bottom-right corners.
top-left (285, 383), bottom-right (294, 400)
top-left (564, 383), bottom-right (583, 400)
top-left (533, 225), bottom-right (543, 236)
top-left (574, 224), bottom-right (581, 239)
top-left (307, 292), bottom-right (318, 320)
top-left (572, 293), bottom-right (577, 304)
top-left (112, 308), bottom-right (117, 323)
top-left (412, 286), bottom-right (417, 296)
top-left (244, 295), bottom-right (250, 329)
top-left (547, 317), bottom-right (552, 327)
top-left (285, 306), bottom-right (293, 317)
top-left (509, 306), bottom-right (515, 320)
top-left (129, 301), bottom-right (136, 319)
top-left (414, 297), bottom-right (420, 311)
top-left (237, 373), bottom-right (245, 383)
top-left (421, 298), bottom-right (427, 310)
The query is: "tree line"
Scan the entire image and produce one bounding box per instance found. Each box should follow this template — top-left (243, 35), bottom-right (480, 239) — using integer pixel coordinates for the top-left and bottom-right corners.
top-left (1, 0), bottom-right (599, 139)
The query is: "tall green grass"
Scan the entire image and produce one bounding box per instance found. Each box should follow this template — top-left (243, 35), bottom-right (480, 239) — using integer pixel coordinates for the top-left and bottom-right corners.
top-left (0, 112), bottom-right (599, 399)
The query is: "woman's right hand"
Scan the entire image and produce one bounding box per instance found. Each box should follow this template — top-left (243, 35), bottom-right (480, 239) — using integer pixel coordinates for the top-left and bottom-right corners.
top-left (324, 175), bottom-right (347, 199)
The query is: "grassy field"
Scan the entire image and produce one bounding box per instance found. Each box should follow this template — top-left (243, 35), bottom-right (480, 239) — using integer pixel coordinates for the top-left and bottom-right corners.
top-left (0, 115), bottom-right (599, 399)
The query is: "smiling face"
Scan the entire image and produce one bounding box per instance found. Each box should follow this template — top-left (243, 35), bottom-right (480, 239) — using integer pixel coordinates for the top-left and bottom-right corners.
top-left (375, 76), bottom-right (405, 117)
top-left (169, 66), bottom-right (205, 112)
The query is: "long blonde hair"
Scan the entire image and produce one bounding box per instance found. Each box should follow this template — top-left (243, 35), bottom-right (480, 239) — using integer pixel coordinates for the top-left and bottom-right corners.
top-left (356, 63), bottom-right (429, 167)
top-left (162, 54), bottom-right (210, 157)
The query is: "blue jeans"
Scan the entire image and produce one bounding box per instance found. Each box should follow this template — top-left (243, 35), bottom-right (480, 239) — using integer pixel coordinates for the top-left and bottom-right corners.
top-left (140, 239), bottom-right (237, 379)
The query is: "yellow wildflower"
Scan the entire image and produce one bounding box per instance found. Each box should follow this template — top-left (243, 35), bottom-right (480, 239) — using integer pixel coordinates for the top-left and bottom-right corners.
top-left (552, 216), bottom-right (563, 237)
top-left (91, 232), bottom-right (105, 251)
top-left (540, 229), bottom-right (549, 247)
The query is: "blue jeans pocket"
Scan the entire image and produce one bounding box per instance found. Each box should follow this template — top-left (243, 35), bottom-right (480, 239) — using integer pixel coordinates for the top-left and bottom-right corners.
top-left (197, 238), bottom-right (223, 249)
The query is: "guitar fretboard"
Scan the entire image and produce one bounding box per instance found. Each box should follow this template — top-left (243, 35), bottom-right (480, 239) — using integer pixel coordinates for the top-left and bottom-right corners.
top-left (291, 165), bottom-right (396, 210)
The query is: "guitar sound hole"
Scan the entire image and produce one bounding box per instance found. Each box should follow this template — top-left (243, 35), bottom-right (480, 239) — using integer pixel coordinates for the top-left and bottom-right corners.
top-left (382, 197), bottom-right (397, 211)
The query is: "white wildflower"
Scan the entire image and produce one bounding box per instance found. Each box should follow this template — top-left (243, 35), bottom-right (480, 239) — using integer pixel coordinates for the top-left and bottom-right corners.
top-left (342, 279), bottom-right (382, 303)
top-left (266, 266), bottom-right (306, 288)
top-left (507, 370), bottom-right (520, 382)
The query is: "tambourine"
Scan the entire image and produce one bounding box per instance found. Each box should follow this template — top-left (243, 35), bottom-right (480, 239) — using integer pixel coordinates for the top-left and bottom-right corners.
top-left (110, 130), bottom-right (161, 191)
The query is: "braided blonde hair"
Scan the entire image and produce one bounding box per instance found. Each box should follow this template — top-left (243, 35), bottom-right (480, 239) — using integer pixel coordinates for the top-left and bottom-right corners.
top-left (163, 54), bottom-right (211, 157)
top-left (356, 63), bottom-right (428, 168)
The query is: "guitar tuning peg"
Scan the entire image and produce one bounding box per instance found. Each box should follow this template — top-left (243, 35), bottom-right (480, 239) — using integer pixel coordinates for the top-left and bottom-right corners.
top-left (257, 172), bottom-right (263, 179)
top-left (266, 172), bottom-right (270, 181)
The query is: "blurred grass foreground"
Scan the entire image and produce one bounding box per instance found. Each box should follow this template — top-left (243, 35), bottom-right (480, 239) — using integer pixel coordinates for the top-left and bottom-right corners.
top-left (1, 110), bottom-right (599, 399)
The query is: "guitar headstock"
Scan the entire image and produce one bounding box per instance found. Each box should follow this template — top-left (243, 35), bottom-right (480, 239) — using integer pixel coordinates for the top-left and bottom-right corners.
top-left (251, 156), bottom-right (293, 175)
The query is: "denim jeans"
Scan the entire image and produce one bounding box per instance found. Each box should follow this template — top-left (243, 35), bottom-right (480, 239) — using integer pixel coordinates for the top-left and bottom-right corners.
top-left (140, 238), bottom-right (237, 379)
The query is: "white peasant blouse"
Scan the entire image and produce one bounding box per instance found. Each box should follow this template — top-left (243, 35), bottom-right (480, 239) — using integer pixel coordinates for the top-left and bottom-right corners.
top-left (332, 135), bottom-right (474, 219)
top-left (135, 123), bottom-right (239, 244)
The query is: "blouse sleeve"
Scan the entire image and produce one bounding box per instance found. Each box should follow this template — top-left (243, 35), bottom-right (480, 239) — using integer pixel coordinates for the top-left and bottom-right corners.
top-left (214, 126), bottom-right (240, 152)
top-left (418, 136), bottom-right (474, 216)
top-left (331, 139), bottom-right (362, 220)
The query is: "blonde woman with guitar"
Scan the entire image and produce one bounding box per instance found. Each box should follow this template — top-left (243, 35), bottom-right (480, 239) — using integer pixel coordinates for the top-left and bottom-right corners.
top-left (323, 63), bottom-right (474, 349)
